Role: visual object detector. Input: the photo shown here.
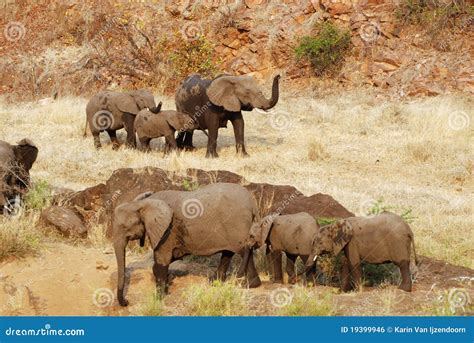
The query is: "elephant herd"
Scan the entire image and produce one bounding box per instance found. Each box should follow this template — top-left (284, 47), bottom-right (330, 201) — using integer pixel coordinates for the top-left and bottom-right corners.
top-left (113, 183), bottom-right (418, 307)
top-left (85, 73), bottom-right (280, 157)
top-left (0, 72), bottom-right (419, 309)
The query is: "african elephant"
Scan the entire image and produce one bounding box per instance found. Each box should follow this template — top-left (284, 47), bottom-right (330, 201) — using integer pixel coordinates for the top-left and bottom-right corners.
top-left (248, 212), bottom-right (320, 284)
top-left (175, 73), bottom-right (280, 158)
top-left (134, 108), bottom-right (199, 153)
top-left (0, 139), bottom-right (38, 214)
top-left (113, 183), bottom-right (262, 306)
top-left (84, 89), bottom-right (160, 149)
top-left (304, 212), bottom-right (418, 292)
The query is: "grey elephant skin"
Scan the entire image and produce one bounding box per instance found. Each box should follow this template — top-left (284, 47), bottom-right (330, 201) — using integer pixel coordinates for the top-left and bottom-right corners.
top-left (134, 108), bottom-right (199, 153)
top-left (249, 212), bottom-right (320, 284)
top-left (84, 89), bottom-right (160, 149)
top-left (305, 211), bottom-right (419, 292)
top-left (0, 139), bottom-right (38, 212)
top-left (112, 182), bottom-right (262, 306)
top-left (175, 74), bottom-right (280, 158)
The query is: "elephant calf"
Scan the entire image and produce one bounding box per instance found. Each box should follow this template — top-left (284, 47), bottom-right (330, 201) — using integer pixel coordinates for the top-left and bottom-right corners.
top-left (305, 211), bottom-right (419, 292)
top-left (0, 139), bottom-right (38, 214)
top-left (134, 108), bottom-right (199, 153)
top-left (248, 212), bottom-right (320, 284)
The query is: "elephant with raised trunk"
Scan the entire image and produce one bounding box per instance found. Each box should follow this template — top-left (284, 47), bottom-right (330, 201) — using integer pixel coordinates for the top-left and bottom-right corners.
top-left (84, 90), bottom-right (160, 149)
top-left (175, 73), bottom-right (280, 158)
top-left (112, 183), bottom-right (262, 306)
top-left (248, 212), bottom-right (320, 284)
top-left (0, 139), bottom-right (38, 214)
top-left (304, 212), bottom-right (418, 292)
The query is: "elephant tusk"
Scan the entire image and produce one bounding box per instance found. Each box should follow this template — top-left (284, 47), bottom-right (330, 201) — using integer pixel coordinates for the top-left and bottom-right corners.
top-left (313, 255), bottom-right (318, 262)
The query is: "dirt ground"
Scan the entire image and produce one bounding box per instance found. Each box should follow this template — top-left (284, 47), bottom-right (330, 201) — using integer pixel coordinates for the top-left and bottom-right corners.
top-left (0, 242), bottom-right (472, 316)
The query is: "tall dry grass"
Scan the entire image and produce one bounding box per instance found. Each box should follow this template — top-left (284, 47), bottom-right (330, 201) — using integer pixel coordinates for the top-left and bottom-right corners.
top-left (0, 90), bottom-right (472, 267)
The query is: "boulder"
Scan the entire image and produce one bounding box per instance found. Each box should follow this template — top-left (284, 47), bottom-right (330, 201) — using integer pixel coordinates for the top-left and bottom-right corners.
top-left (41, 206), bottom-right (88, 237)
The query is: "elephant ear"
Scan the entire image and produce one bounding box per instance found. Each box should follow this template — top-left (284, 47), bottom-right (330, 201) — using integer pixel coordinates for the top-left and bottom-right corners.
top-left (248, 215), bottom-right (275, 248)
top-left (13, 139), bottom-right (38, 172)
top-left (130, 90), bottom-right (156, 110)
top-left (139, 199), bottom-right (173, 250)
top-left (116, 94), bottom-right (140, 115)
top-left (331, 220), bottom-right (353, 256)
top-left (207, 76), bottom-right (241, 112)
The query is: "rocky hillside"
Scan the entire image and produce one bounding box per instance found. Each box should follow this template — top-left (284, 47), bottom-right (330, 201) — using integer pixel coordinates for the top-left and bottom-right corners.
top-left (1, 0), bottom-right (473, 101)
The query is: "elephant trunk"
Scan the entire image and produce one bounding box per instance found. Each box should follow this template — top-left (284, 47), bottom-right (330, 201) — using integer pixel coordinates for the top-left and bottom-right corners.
top-left (114, 237), bottom-right (129, 306)
top-left (301, 254), bottom-right (317, 276)
top-left (259, 75), bottom-right (280, 110)
top-left (149, 101), bottom-right (162, 114)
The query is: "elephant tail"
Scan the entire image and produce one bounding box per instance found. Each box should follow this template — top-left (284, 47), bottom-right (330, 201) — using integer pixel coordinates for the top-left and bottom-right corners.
top-left (411, 235), bottom-right (419, 265)
top-left (83, 117), bottom-right (89, 137)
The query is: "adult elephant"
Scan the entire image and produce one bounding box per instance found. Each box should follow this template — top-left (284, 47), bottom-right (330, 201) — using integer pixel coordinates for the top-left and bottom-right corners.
top-left (175, 73), bottom-right (280, 158)
top-left (112, 183), bottom-right (262, 306)
top-left (84, 90), bottom-right (160, 149)
top-left (0, 139), bottom-right (38, 214)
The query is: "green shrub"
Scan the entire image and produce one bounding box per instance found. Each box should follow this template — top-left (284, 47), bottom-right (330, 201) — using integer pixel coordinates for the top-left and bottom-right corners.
top-left (279, 286), bottom-right (336, 316)
top-left (366, 198), bottom-right (416, 223)
top-left (182, 179), bottom-right (199, 191)
top-left (182, 280), bottom-right (251, 316)
top-left (138, 291), bottom-right (166, 316)
top-left (24, 180), bottom-right (52, 211)
top-left (0, 214), bottom-right (41, 261)
top-left (317, 217), bottom-right (337, 226)
top-left (295, 22), bottom-right (351, 76)
top-left (169, 35), bottom-right (220, 80)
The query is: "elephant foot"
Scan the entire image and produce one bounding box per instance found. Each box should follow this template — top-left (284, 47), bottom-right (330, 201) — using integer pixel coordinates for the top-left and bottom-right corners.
top-left (288, 276), bottom-right (297, 285)
top-left (118, 296), bottom-right (129, 307)
top-left (183, 145), bottom-right (196, 152)
top-left (205, 150), bottom-right (219, 158)
top-left (398, 283), bottom-right (412, 292)
top-left (247, 276), bottom-right (262, 288)
top-left (273, 277), bottom-right (284, 284)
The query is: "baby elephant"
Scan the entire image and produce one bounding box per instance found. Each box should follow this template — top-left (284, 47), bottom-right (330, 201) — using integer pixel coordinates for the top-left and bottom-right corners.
top-left (304, 211), bottom-right (418, 292)
top-left (134, 109), bottom-right (199, 152)
top-left (248, 212), bottom-right (320, 284)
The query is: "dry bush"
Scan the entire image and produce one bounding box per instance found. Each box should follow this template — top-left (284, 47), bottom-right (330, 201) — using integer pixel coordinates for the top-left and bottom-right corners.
top-left (0, 214), bottom-right (41, 261)
top-left (307, 139), bottom-right (329, 161)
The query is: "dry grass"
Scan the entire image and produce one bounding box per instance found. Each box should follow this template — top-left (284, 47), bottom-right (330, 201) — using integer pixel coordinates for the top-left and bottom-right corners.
top-left (0, 90), bottom-right (472, 268)
top-left (0, 214), bottom-right (41, 261)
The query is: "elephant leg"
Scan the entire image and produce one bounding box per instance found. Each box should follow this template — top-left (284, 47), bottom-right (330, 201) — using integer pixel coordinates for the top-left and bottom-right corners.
top-left (340, 256), bottom-right (352, 292)
top-left (164, 134), bottom-right (178, 154)
top-left (212, 250), bottom-right (234, 282)
top-left (152, 256), bottom-right (169, 296)
top-left (139, 137), bottom-right (151, 152)
top-left (206, 117), bottom-right (219, 158)
top-left (182, 131), bottom-right (195, 151)
top-left (246, 251), bottom-right (262, 288)
top-left (300, 255), bottom-right (317, 285)
top-left (230, 112), bottom-right (248, 156)
top-left (346, 247), bottom-right (362, 291)
top-left (269, 251), bottom-right (283, 283)
top-left (92, 131), bottom-right (101, 149)
top-left (107, 129), bottom-right (120, 150)
top-left (122, 113), bottom-right (137, 148)
top-left (286, 253), bottom-right (298, 284)
top-left (397, 260), bottom-right (412, 292)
